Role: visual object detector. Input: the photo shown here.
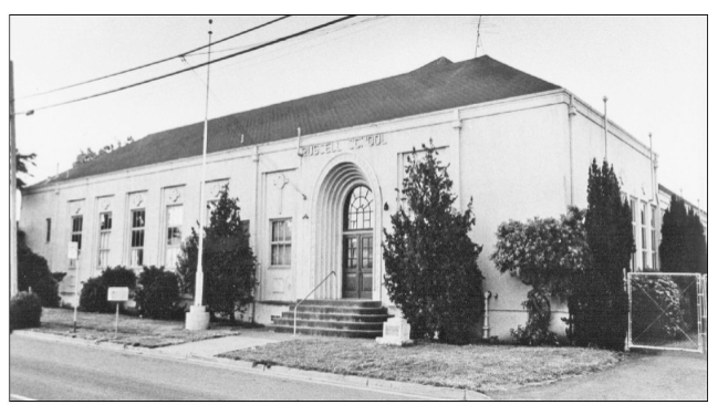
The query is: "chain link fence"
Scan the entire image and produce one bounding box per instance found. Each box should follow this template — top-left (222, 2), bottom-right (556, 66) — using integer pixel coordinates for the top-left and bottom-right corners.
top-left (626, 272), bottom-right (705, 354)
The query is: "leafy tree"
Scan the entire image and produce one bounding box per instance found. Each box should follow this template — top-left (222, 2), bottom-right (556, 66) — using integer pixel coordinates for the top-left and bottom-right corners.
top-left (571, 159), bottom-right (634, 350)
top-left (492, 207), bottom-right (590, 345)
top-left (177, 185), bottom-right (257, 321)
top-left (383, 143), bottom-right (484, 345)
top-left (73, 137), bottom-right (134, 167)
top-left (12, 151), bottom-right (36, 190)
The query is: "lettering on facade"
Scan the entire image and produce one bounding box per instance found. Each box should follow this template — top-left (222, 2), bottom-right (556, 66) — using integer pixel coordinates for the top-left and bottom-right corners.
top-left (300, 134), bottom-right (386, 157)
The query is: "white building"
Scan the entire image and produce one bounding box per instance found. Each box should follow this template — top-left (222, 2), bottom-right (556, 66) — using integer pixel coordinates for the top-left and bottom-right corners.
top-left (20, 55), bottom-right (671, 339)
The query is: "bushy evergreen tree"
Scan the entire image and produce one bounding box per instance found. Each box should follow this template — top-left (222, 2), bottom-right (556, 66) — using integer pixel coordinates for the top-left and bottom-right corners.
top-left (659, 196), bottom-right (707, 274)
top-left (570, 159), bottom-right (634, 350)
top-left (178, 185), bottom-right (257, 321)
top-left (383, 143), bottom-right (484, 345)
top-left (659, 196), bottom-right (707, 329)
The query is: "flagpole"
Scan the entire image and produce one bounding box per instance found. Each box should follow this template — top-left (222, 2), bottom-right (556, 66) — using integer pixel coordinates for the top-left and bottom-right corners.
top-left (186, 19), bottom-right (213, 330)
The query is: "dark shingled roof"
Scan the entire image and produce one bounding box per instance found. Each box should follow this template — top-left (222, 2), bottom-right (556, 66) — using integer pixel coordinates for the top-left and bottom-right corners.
top-left (37, 55), bottom-right (560, 188)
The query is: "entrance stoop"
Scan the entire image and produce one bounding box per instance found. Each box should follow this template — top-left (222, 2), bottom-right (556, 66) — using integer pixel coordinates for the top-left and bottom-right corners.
top-left (271, 300), bottom-right (392, 338)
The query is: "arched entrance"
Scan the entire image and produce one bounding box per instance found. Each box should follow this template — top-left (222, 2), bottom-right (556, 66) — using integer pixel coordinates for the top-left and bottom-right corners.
top-left (310, 154), bottom-right (382, 300)
top-left (342, 185), bottom-right (374, 299)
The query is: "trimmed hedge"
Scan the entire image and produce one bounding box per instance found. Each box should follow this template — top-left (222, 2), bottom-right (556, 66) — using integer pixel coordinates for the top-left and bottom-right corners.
top-left (79, 266), bottom-right (137, 313)
top-left (11, 292), bottom-right (42, 330)
top-left (135, 266), bottom-right (181, 320)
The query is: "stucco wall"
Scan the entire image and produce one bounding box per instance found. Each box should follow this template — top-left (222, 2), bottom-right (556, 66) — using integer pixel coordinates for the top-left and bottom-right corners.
top-left (20, 89), bottom-right (657, 340)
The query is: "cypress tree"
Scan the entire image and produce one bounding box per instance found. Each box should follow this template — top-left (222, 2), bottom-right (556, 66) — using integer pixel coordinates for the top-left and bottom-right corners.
top-left (383, 143), bottom-right (484, 345)
top-left (572, 159), bottom-right (634, 350)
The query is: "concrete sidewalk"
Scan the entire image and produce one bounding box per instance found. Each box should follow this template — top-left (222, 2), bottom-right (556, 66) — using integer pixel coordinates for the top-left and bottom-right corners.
top-left (489, 351), bottom-right (707, 401)
top-left (155, 328), bottom-right (297, 357)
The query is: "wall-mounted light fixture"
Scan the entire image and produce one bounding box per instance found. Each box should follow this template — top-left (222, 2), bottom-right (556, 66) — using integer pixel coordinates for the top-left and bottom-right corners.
top-left (384, 202), bottom-right (389, 211)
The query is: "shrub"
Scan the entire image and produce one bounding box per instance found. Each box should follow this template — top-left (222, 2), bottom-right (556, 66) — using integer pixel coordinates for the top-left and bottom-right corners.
top-left (383, 143), bottom-right (484, 345)
top-left (17, 230), bottom-right (60, 307)
top-left (492, 207), bottom-right (589, 345)
top-left (10, 292), bottom-right (42, 330)
top-left (79, 267), bottom-right (136, 313)
top-left (135, 266), bottom-right (181, 320)
top-left (631, 274), bottom-right (686, 339)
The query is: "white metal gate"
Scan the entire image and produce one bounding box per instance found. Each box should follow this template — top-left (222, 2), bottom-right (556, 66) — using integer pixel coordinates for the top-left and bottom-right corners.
top-left (626, 272), bottom-right (706, 354)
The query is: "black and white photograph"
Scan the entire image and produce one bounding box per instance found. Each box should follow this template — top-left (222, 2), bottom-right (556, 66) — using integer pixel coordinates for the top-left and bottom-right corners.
top-left (7, 14), bottom-right (708, 401)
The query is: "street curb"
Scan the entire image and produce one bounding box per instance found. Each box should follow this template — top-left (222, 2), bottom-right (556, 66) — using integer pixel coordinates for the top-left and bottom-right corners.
top-left (12, 330), bottom-right (491, 401)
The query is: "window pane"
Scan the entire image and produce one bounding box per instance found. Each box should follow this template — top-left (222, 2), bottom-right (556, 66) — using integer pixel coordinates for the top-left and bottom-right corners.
top-left (72, 233), bottom-right (82, 250)
top-left (167, 206), bottom-right (183, 226)
top-left (167, 227), bottom-right (182, 246)
top-left (132, 210), bottom-right (145, 228)
top-left (272, 221), bottom-right (280, 242)
top-left (271, 245), bottom-right (279, 265)
top-left (165, 247), bottom-right (179, 268)
top-left (283, 244), bottom-right (291, 265)
top-left (131, 248), bottom-right (144, 267)
top-left (284, 220), bottom-right (291, 241)
top-left (46, 218), bottom-right (51, 242)
top-left (100, 212), bottom-right (112, 230)
top-left (99, 232), bottom-right (110, 249)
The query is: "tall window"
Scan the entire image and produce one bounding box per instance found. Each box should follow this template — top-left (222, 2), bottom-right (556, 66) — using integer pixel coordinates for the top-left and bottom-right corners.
top-left (130, 209), bottom-right (145, 267)
top-left (641, 203), bottom-right (648, 269)
top-left (70, 215), bottom-right (83, 268)
top-left (46, 218), bottom-right (51, 243)
top-left (270, 219), bottom-right (291, 266)
top-left (165, 205), bottom-right (183, 268)
top-left (344, 186), bottom-right (374, 230)
top-left (97, 212), bottom-right (112, 269)
top-left (651, 206), bottom-right (657, 268)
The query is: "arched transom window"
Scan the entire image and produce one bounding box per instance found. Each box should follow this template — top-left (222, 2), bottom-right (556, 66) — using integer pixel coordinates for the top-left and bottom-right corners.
top-left (344, 186), bottom-right (374, 230)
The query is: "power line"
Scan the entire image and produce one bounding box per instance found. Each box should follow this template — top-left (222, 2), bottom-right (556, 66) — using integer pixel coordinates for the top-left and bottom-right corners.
top-left (15, 16), bottom-right (355, 116)
top-left (16, 15), bottom-right (291, 101)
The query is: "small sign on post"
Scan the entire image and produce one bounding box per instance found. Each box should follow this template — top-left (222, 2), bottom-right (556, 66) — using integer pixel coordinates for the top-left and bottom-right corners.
top-left (107, 287), bottom-right (129, 338)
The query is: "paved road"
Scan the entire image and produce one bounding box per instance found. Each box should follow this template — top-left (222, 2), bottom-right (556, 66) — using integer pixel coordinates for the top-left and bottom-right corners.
top-left (491, 351), bottom-right (708, 401)
top-left (10, 335), bottom-right (427, 400)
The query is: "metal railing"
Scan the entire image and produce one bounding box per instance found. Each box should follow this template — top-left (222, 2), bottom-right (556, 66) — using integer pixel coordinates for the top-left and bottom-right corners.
top-left (294, 271), bottom-right (336, 336)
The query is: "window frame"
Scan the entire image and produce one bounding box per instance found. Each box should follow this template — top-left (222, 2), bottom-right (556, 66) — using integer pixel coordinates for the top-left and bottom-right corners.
top-left (129, 208), bottom-right (145, 268)
top-left (70, 215), bottom-right (83, 269)
top-left (97, 211), bottom-right (112, 269)
top-left (269, 218), bottom-right (292, 267)
top-left (164, 204), bottom-right (183, 269)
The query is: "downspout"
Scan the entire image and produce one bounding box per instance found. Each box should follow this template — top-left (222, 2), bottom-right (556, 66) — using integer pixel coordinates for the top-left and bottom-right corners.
top-left (568, 94), bottom-right (577, 206)
top-left (252, 145), bottom-right (260, 323)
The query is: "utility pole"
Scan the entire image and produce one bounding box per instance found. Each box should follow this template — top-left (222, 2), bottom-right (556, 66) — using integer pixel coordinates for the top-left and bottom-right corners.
top-left (10, 60), bottom-right (18, 298)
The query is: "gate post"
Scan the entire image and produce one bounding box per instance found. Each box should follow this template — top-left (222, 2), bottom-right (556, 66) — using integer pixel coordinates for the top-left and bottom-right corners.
top-left (625, 269), bottom-right (631, 352)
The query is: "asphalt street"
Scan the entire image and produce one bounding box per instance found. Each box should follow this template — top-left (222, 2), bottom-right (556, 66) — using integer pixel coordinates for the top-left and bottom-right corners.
top-left (10, 335), bottom-right (428, 401)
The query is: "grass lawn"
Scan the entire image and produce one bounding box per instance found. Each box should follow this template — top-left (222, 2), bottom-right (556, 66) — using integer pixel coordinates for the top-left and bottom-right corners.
top-left (29, 307), bottom-right (256, 348)
top-left (218, 338), bottom-right (623, 392)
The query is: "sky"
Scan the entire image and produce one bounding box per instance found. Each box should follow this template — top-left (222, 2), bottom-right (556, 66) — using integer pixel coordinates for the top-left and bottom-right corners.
top-left (8, 15), bottom-right (708, 209)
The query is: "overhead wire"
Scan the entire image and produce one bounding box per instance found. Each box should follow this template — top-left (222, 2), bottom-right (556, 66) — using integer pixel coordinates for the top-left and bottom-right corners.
top-left (15, 15), bottom-right (291, 101)
top-left (14, 15), bottom-right (356, 116)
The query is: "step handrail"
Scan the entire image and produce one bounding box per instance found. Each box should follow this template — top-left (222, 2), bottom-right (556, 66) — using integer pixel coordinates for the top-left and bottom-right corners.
top-left (294, 271), bottom-right (336, 336)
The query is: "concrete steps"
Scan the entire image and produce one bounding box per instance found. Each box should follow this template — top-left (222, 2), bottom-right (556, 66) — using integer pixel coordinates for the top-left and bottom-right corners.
top-left (271, 300), bottom-right (391, 338)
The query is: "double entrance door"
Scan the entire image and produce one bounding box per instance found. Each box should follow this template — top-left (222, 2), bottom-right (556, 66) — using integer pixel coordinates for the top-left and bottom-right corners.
top-left (342, 233), bottom-right (373, 299)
